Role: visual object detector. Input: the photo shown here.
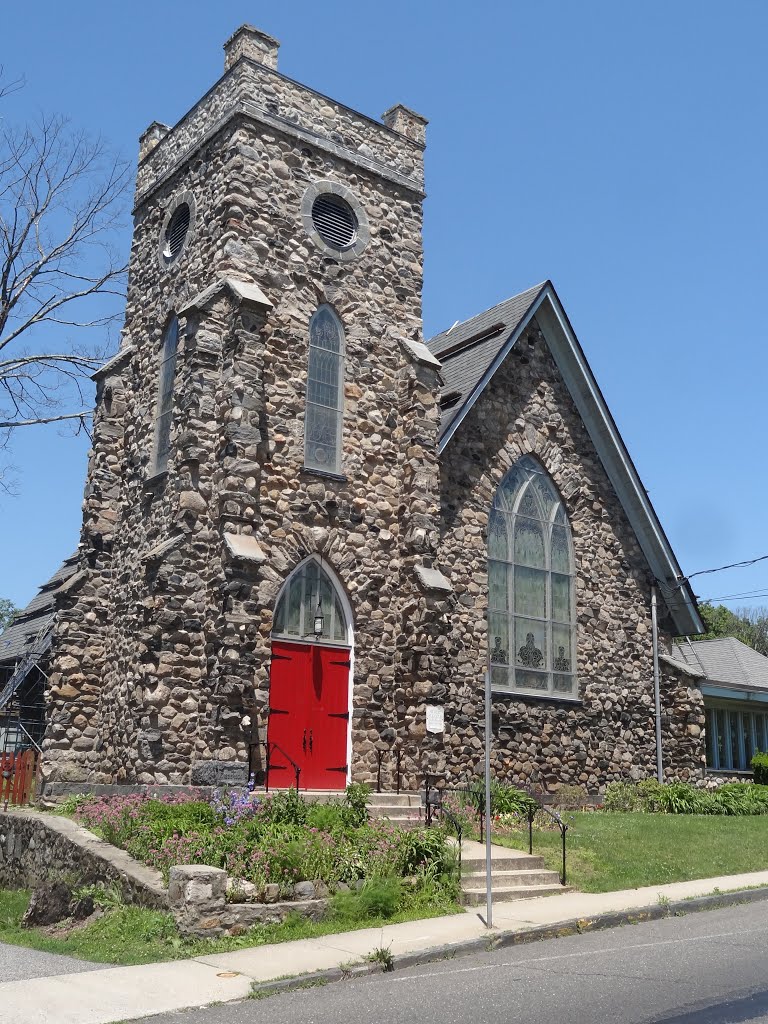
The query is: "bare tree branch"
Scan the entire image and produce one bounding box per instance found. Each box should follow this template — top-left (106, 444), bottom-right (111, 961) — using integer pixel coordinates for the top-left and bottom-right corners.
top-left (0, 75), bottom-right (129, 464)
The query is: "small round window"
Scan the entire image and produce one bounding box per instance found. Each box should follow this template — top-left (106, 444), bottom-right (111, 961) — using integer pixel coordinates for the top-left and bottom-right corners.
top-left (311, 194), bottom-right (357, 250)
top-left (162, 203), bottom-right (191, 264)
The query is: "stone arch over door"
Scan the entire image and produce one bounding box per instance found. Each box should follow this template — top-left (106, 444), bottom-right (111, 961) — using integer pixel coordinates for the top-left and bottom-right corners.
top-left (267, 556), bottom-right (354, 790)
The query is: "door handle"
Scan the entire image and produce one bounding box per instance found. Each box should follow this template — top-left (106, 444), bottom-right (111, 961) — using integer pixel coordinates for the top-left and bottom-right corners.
top-left (302, 730), bottom-right (307, 753)
top-left (309, 730), bottom-right (313, 753)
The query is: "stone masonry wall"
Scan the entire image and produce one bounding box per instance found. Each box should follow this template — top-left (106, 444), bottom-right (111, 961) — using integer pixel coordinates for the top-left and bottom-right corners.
top-left (0, 810), bottom-right (167, 907)
top-left (43, 28), bottom-right (704, 796)
top-left (44, 33), bottom-right (439, 790)
top-left (434, 319), bottom-right (706, 793)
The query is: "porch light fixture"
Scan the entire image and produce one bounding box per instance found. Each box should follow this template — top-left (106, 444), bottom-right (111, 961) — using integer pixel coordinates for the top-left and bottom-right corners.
top-left (313, 597), bottom-right (324, 638)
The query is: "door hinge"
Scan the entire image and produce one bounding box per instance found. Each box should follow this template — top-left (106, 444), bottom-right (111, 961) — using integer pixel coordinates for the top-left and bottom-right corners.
top-left (328, 711), bottom-right (350, 721)
top-left (271, 652), bottom-right (292, 661)
top-left (327, 765), bottom-right (348, 773)
top-left (330, 660), bottom-right (351, 667)
top-left (268, 707), bottom-right (288, 715)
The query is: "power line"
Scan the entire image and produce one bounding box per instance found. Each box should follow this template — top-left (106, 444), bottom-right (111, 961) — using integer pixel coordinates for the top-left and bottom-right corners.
top-left (703, 587), bottom-right (768, 602)
top-left (687, 553), bottom-right (768, 580)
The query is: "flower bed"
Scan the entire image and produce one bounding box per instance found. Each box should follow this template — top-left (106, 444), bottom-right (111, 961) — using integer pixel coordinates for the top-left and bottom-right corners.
top-left (604, 779), bottom-right (768, 815)
top-left (70, 785), bottom-right (454, 906)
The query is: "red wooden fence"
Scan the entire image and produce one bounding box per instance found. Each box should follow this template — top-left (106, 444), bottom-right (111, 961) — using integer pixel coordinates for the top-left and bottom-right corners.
top-left (0, 749), bottom-right (37, 806)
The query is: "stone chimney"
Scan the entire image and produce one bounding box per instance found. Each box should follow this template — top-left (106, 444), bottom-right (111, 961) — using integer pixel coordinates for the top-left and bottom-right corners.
top-left (138, 122), bottom-right (170, 162)
top-left (382, 104), bottom-right (428, 147)
top-left (224, 25), bottom-right (280, 71)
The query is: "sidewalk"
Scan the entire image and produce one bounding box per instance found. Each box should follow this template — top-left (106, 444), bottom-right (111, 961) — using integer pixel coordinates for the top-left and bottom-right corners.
top-left (4, 866), bottom-right (768, 1024)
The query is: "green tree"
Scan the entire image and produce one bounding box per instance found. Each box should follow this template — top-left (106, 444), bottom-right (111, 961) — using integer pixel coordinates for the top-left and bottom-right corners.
top-left (0, 597), bottom-right (18, 631)
top-left (694, 602), bottom-right (768, 657)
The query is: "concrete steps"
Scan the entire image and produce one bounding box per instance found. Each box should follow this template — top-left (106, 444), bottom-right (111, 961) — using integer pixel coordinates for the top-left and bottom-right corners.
top-left (366, 792), bottom-right (423, 830)
top-left (457, 840), bottom-right (568, 905)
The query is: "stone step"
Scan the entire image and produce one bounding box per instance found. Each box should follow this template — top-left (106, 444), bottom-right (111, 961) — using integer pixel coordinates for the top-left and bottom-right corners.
top-left (460, 854), bottom-right (547, 872)
top-left (366, 793), bottom-right (422, 808)
top-left (462, 883), bottom-right (569, 906)
top-left (461, 869), bottom-right (562, 888)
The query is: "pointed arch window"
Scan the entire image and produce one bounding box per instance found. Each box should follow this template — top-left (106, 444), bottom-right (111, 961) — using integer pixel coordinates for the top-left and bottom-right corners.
top-left (272, 560), bottom-right (349, 646)
top-left (488, 456), bottom-right (577, 698)
top-left (152, 316), bottom-right (179, 474)
top-left (304, 305), bottom-right (344, 474)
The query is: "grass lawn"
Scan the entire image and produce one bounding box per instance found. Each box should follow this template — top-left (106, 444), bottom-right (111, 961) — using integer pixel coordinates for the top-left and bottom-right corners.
top-left (492, 812), bottom-right (768, 892)
top-left (0, 889), bottom-right (464, 967)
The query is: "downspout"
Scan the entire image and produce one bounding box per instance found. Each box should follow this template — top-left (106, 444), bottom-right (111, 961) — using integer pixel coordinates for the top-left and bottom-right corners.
top-left (651, 586), bottom-right (663, 783)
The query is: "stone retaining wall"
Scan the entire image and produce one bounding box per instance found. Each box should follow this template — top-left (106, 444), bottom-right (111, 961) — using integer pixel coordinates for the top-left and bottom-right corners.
top-left (0, 810), bottom-right (167, 908)
top-left (169, 864), bottom-right (328, 937)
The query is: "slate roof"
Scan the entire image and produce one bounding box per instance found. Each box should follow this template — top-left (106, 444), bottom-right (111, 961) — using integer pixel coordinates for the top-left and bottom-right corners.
top-left (427, 282), bottom-right (546, 438)
top-left (671, 638), bottom-right (768, 693)
top-left (0, 554), bottom-right (79, 665)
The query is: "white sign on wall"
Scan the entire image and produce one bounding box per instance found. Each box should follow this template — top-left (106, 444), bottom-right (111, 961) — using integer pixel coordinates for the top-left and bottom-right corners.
top-left (426, 704), bottom-right (445, 734)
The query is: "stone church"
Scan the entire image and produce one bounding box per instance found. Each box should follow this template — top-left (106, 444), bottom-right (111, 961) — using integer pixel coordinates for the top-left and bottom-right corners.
top-left (39, 25), bottom-right (707, 799)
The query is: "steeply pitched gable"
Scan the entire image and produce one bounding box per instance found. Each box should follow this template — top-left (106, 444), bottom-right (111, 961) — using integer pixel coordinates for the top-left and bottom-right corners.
top-left (427, 281), bottom-right (702, 637)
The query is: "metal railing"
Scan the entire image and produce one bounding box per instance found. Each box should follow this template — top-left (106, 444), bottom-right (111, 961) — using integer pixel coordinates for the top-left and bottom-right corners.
top-left (375, 745), bottom-right (403, 794)
top-left (264, 741), bottom-right (301, 792)
top-left (423, 773), bottom-right (570, 887)
top-left (525, 802), bottom-right (569, 886)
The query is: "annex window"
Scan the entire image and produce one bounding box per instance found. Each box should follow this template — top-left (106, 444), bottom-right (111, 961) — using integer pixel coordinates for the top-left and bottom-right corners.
top-left (272, 559), bottom-right (349, 646)
top-left (705, 704), bottom-right (768, 772)
top-left (152, 316), bottom-right (179, 475)
top-left (487, 456), bottom-right (577, 698)
top-left (304, 305), bottom-right (344, 474)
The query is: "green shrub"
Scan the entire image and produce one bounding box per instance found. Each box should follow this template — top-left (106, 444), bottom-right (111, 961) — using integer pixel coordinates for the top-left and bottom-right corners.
top-left (259, 789), bottom-right (308, 826)
top-left (344, 782), bottom-right (371, 827)
top-left (395, 828), bottom-right (448, 876)
top-left (751, 751), bottom-right (768, 785)
top-left (601, 778), bottom-right (768, 816)
top-left (331, 876), bottom-right (402, 923)
top-left (604, 782), bottom-right (640, 812)
top-left (305, 801), bottom-right (346, 831)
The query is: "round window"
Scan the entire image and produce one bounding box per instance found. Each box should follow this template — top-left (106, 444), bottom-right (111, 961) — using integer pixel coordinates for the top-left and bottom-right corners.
top-left (301, 181), bottom-right (369, 262)
top-left (162, 203), bottom-right (191, 264)
top-left (311, 193), bottom-right (357, 250)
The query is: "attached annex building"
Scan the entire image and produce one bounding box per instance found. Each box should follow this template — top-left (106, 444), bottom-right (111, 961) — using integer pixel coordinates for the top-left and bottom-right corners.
top-left (39, 26), bottom-right (709, 798)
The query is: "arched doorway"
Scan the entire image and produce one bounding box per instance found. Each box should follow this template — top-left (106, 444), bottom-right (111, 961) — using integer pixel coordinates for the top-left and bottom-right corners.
top-left (267, 557), bottom-right (352, 790)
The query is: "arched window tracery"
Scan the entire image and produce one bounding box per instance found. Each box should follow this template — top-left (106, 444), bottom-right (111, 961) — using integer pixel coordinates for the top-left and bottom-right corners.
top-left (488, 456), bottom-right (577, 697)
top-left (304, 305), bottom-right (344, 474)
top-left (272, 559), bottom-right (349, 646)
top-left (152, 315), bottom-right (179, 474)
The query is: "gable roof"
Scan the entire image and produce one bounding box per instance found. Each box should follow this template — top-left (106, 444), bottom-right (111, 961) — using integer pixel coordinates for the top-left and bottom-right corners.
top-left (671, 638), bottom-right (768, 693)
top-left (428, 282), bottom-right (546, 437)
top-left (426, 280), bottom-right (703, 637)
top-left (0, 554), bottom-right (79, 665)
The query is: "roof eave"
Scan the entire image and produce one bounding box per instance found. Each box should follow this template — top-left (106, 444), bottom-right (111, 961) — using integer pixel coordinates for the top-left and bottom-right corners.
top-left (437, 282), bottom-right (702, 638)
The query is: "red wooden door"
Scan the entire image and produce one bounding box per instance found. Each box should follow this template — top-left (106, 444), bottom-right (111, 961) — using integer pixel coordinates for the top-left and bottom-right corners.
top-left (267, 642), bottom-right (310, 789)
top-left (267, 642), bottom-right (349, 790)
top-left (303, 646), bottom-right (350, 790)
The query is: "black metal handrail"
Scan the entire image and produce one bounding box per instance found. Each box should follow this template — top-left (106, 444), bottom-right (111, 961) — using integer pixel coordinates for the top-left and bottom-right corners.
top-left (423, 773), bottom-right (569, 887)
top-left (375, 745), bottom-right (403, 794)
top-left (526, 801), bottom-right (569, 886)
top-left (264, 741), bottom-right (301, 792)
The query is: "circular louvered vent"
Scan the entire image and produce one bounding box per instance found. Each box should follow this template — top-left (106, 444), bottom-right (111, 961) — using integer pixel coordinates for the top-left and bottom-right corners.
top-left (311, 194), bottom-right (357, 250)
top-left (162, 203), bottom-right (191, 263)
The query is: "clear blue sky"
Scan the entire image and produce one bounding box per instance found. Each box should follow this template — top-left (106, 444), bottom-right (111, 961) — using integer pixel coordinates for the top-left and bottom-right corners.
top-left (2, 1), bottom-right (767, 618)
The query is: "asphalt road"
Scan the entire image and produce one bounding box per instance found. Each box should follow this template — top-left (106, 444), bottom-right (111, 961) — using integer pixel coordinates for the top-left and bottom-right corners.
top-left (138, 900), bottom-right (768, 1024)
top-left (0, 940), bottom-right (106, 982)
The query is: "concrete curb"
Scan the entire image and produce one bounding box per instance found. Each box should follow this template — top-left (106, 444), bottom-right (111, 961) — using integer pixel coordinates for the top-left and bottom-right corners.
top-left (250, 884), bottom-right (768, 998)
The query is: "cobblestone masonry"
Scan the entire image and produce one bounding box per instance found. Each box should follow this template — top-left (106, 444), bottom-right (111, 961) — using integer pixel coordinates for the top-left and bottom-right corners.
top-left (42, 26), bottom-right (704, 798)
top-left (0, 810), bottom-right (167, 907)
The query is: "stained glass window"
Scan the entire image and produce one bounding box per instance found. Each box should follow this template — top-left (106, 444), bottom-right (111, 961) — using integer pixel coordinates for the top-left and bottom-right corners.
top-left (272, 559), bottom-right (349, 645)
top-left (152, 316), bottom-right (179, 474)
top-left (305, 306), bottom-right (344, 473)
top-left (487, 456), bottom-right (577, 697)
